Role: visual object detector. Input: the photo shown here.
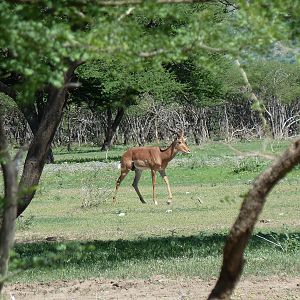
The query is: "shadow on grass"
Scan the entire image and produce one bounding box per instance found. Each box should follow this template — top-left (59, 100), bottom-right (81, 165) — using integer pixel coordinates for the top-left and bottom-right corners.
top-left (54, 156), bottom-right (121, 164)
top-left (54, 146), bottom-right (125, 156)
top-left (54, 148), bottom-right (102, 155)
top-left (11, 232), bottom-right (300, 272)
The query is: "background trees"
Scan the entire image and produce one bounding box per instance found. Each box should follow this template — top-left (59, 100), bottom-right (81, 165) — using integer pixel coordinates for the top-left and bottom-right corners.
top-left (72, 59), bottom-right (185, 150)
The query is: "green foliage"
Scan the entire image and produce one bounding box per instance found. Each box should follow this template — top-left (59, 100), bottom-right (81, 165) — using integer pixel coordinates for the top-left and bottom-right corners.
top-left (10, 242), bottom-right (95, 271)
top-left (231, 158), bottom-right (268, 174)
top-left (246, 60), bottom-right (300, 104)
top-left (221, 59), bottom-right (300, 110)
top-left (0, 1), bottom-right (81, 98)
top-left (0, 93), bottom-right (17, 112)
top-left (73, 60), bottom-right (137, 110)
top-left (73, 59), bottom-right (185, 112)
top-left (0, 2), bottom-right (205, 100)
top-left (167, 57), bottom-right (226, 107)
top-left (2, 0), bottom-right (300, 101)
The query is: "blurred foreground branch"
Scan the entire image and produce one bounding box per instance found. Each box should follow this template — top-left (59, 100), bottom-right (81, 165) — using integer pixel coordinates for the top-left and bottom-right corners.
top-left (208, 138), bottom-right (300, 299)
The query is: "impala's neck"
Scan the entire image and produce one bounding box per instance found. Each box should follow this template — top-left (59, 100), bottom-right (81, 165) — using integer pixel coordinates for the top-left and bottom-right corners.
top-left (160, 141), bottom-right (178, 163)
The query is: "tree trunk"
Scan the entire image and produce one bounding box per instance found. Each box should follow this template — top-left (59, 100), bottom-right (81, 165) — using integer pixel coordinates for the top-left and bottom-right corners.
top-left (0, 116), bottom-right (18, 294)
top-left (123, 121), bottom-right (130, 145)
top-left (45, 148), bottom-right (55, 164)
top-left (101, 107), bottom-right (125, 151)
top-left (193, 131), bottom-right (201, 145)
top-left (17, 61), bottom-right (82, 217)
top-left (208, 138), bottom-right (300, 299)
top-left (19, 93), bottom-right (55, 164)
top-left (67, 106), bottom-right (72, 152)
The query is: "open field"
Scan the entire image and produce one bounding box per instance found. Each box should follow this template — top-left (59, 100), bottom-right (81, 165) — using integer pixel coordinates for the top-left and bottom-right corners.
top-left (3, 140), bottom-right (300, 298)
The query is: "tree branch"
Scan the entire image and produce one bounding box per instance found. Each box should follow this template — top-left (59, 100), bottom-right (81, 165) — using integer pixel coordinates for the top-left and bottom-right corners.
top-left (234, 59), bottom-right (270, 137)
top-left (139, 49), bottom-right (165, 58)
top-left (208, 138), bottom-right (300, 299)
top-left (222, 142), bottom-right (276, 160)
top-left (139, 42), bottom-right (228, 58)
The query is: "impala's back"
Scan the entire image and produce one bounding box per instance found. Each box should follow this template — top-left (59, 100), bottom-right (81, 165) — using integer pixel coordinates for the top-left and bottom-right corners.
top-left (121, 133), bottom-right (190, 172)
top-left (121, 146), bottom-right (162, 171)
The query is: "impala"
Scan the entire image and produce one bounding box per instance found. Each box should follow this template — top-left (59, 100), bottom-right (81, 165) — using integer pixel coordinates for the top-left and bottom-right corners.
top-left (113, 130), bottom-right (190, 205)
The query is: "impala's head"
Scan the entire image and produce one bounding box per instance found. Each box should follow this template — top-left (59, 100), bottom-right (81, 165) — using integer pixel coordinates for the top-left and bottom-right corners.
top-left (174, 130), bottom-right (190, 154)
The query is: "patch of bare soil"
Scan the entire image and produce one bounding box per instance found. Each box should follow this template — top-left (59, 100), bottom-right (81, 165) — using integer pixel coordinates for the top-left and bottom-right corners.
top-left (4, 276), bottom-right (300, 300)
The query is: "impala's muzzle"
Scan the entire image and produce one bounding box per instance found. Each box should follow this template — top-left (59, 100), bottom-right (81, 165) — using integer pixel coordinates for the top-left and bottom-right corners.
top-left (180, 147), bottom-right (191, 154)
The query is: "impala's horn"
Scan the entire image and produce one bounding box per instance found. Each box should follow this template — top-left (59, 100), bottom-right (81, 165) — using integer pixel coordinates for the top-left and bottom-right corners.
top-left (177, 129), bottom-right (184, 138)
top-left (167, 127), bottom-right (177, 135)
top-left (167, 126), bottom-right (184, 138)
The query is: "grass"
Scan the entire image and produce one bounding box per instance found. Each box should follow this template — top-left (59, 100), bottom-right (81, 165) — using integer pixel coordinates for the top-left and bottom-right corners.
top-left (11, 232), bottom-right (300, 283)
top-left (7, 139), bottom-right (300, 283)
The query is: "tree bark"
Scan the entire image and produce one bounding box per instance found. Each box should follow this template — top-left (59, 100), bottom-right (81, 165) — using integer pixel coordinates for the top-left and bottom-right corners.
top-left (101, 107), bottom-right (125, 151)
top-left (18, 92), bottom-right (55, 163)
top-left (208, 138), bottom-right (300, 299)
top-left (17, 61), bottom-right (82, 217)
top-left (0, 116), bottom-right (18, 294)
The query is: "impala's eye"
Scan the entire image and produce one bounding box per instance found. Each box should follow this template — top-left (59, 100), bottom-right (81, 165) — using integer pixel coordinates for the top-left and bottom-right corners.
top-left (178, 141), bottom-right (182, 144)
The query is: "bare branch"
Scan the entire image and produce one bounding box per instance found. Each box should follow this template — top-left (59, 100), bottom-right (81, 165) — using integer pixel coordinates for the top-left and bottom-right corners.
top-left (222, 142), bottom-right (276, 160)
top-left (234, 59), bottom-right (270, 137)
top-left (197, 43), bottom-right (227, 53)
top-left (139, 49), bottom-right (165, 58)
top-left (139, 42), bottom-right (228, 58)
top-left (256, 234), bottom-right (284, 251)
top-left (118, 6), bottom-right (135, 21)
top-left (64, 82), bottom-right (82, 89)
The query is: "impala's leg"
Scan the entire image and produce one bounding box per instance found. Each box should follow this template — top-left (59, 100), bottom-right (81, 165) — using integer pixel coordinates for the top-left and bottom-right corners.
top-left (151, 169), bottom-right (158, 205)
top-left (132, 169), bottom-right (146, 204)
top-left (159, 170), bottom-right (173, 204)
top-left (113, 168), bottom-right (129, 203)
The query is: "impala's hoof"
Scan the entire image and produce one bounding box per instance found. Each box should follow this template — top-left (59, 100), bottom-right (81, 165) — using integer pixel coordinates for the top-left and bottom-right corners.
top-left (167, 200), bottom-right (172, 205)
top-left (140, 198), bottom-right (146, 204)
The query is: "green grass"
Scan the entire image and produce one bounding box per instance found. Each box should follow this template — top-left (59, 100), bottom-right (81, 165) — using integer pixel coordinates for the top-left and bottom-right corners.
top-left (7, 140), bottom-right (300, 283)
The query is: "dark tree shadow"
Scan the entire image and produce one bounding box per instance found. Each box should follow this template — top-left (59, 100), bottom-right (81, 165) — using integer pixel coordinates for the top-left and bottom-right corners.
top-left (11, 232), bottom-right (300, 273)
